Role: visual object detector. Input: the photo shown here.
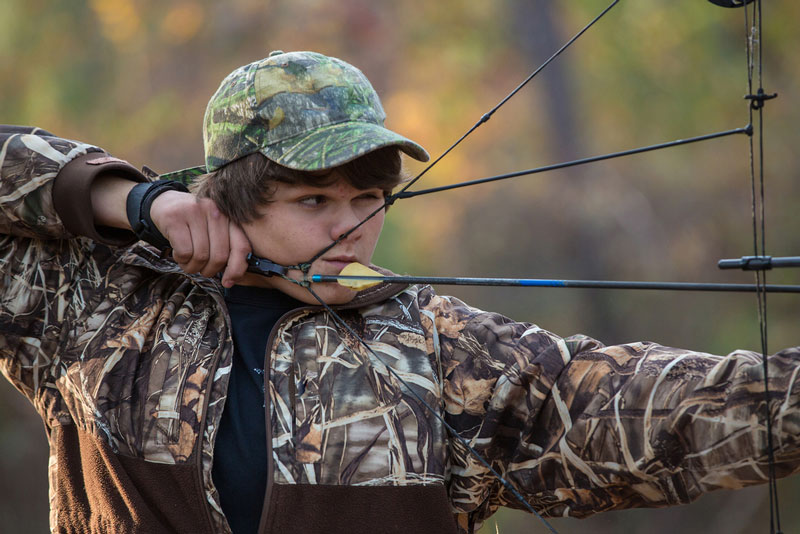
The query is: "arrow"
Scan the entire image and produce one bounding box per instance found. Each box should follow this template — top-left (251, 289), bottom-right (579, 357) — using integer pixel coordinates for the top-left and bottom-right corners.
top-left (312, 263), bottom-right (800, 293)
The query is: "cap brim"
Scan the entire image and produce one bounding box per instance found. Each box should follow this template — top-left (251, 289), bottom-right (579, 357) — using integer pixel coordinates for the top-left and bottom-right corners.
top-left (260, 121), bottom-right (430, 171)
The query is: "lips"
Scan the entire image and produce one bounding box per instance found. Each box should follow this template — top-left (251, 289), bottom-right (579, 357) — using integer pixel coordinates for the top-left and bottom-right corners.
top-left (322, 256), bottom-right (359, 273)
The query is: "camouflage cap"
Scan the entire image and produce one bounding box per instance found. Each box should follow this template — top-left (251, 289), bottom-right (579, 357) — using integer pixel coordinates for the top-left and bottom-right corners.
top-left (202, 50), bottom-right (430, 172)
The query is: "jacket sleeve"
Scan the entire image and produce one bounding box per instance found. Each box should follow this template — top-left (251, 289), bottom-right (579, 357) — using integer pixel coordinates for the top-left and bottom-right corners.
top-left (0, 125), bottom-right (147, 243)
top-left (421, 287), bottom-right (800, 526)
top-left (0, 126), bottom-right (147, 402)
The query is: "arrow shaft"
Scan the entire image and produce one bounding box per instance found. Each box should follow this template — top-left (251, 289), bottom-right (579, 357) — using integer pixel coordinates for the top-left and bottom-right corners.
top-left (312, 274), bottom-right (800, 293)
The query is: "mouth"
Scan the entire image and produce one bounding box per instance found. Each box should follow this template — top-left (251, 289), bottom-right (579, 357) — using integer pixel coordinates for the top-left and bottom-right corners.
top-left (321, 256), bottom-right (359, 273)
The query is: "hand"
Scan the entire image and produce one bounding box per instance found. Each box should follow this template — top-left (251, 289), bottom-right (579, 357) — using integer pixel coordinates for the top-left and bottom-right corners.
top-left (149, 191), bottom-right (251, 287)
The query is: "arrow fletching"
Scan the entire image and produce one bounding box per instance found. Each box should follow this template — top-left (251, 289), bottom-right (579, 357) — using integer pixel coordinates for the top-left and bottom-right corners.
top-left (336, 263), bottom-right (383, 290)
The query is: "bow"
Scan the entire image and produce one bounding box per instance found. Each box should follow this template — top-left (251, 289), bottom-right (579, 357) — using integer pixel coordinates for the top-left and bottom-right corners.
top-left (252, 1), bottom-right (791, 531)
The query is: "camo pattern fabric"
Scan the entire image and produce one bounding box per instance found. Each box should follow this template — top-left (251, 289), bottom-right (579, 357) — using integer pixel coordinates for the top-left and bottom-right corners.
top-left (202, 51), bottom-right (428, 171)
top-left (265, 279), bottom-right (800, 531)
top-left (0, 127), bottom-right (101, 239)
top-left (0, 127), bottom-right (234, 533)
top-left (2, 127), bottom-right (800, 533)
top-left (269, 289), bottom-right (449, 488)
top-left (422, 286), bottom-right (800, 528)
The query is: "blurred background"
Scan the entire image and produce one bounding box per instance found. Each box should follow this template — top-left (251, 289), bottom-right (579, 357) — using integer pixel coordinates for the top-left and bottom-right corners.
top-left (1, 0), bottom-right (799, 532)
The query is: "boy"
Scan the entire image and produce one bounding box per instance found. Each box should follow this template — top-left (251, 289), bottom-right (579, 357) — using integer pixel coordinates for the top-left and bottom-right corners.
top-left (1, 51), bottom-right (799, 534)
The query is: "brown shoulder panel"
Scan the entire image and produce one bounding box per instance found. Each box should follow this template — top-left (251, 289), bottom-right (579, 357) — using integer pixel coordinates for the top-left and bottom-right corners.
top-left (53, 152), bottom-right (147, 245)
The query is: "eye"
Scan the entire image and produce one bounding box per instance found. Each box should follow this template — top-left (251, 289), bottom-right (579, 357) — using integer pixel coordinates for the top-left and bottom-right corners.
top-left (356, 191), bottom-right (384, 202)
top-left (298, 195), bottom-right (327, 207)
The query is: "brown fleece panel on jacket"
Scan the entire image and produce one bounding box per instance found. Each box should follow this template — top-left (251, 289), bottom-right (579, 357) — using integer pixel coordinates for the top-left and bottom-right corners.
top-left (265, 483), bottom-right (460, 534)
top-left (51, 424), bottom-right (215, 534)
top-left (53, 152), bottom-right (147, 246)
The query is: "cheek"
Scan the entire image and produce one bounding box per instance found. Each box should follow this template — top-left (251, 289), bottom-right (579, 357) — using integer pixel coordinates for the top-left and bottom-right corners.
top-left (253, 214), bottom-right (329, 261)
top-left (244, 215), bottom-right (294, 256)
top-left (366, 213), bottom-right (385, 255)
top-left (364, 212), bottom-right (386, 245)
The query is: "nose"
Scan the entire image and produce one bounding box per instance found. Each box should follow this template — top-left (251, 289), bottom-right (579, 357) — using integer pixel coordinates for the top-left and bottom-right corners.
top-left (329, 203), bottom-right (364, 242)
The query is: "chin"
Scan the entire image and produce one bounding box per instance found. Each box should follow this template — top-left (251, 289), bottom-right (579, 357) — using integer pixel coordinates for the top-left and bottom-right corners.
top-left (273, 278), bottom-right (356, 306)
top-left (240, 270), bottom-right (357, 305)
top-left (306, 284), bottom-right (358, 306)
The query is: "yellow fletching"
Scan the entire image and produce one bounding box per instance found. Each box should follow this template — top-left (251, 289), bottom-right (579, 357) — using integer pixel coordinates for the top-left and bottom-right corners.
top-left (338, 262), bottom-right (382, 290)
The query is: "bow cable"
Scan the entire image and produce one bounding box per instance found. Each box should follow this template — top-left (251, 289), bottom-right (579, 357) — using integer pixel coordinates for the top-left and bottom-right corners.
top-left (395, 127), bottom-right (749, 199)
top-left (742, 1), bottom-right (782, 532)
top-left (291, 4), bottom-right (622, 531)
top-left (302, 0), bottom-right (621, 269)
top-left (243, 1), bottom-right (788, 531)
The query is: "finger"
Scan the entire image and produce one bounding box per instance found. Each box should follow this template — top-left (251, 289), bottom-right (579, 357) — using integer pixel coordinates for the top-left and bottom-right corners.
top-left (201, 202), bottom-right (230, 278)
top-left (221, 223), bottom-right (252, 288)
top-left (183, 208), bottom-right (211, 274)
top-left (167, 222), bottom-right (194, 267)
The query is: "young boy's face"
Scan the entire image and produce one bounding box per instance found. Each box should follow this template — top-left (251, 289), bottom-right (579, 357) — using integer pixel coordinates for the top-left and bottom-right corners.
top-left (238, 171), bottom-right (387, 304)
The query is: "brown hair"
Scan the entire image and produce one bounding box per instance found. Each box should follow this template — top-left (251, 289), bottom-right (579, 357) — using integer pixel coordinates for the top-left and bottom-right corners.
top-left (189, 147), bottom-right (403, 224)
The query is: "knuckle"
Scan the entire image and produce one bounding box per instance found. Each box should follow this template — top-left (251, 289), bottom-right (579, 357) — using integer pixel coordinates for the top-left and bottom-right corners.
top-left (172, 248), bottom-right (191, 264)
top-left (198, 197), bottom-right (221, 213)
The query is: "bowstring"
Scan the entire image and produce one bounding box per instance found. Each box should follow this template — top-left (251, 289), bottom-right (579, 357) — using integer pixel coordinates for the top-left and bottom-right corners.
top-left (744, 2), bottom-right (782, 533)
top-left (289, 4), bottom-right (622, 531)
top-left (280, 1), bottom-right (782, 531)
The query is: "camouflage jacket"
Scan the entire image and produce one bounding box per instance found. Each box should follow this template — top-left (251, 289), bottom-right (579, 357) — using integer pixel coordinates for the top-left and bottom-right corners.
top-left (1, 126), bottom-right (799, 534)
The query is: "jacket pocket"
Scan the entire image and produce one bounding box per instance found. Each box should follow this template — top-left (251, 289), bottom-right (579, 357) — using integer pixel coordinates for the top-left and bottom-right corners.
top-left (151, 306), bottom-right (213, 444)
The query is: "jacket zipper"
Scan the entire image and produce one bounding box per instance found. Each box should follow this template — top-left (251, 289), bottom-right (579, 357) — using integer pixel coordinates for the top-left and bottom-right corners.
top-left (194, 286), bottom-right (234, 533)
top-left (256, 306), bottom-right (315, 534)
top-left (119, 254), bottom-right (407, 532)
top-left (244, 278), bottom-right (409, 534)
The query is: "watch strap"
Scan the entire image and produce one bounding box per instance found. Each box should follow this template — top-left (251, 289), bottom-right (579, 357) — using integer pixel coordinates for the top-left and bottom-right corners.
top-left (125, 180), bottom-right (189, 249)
